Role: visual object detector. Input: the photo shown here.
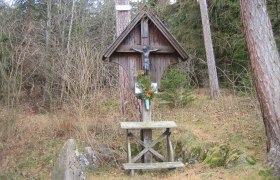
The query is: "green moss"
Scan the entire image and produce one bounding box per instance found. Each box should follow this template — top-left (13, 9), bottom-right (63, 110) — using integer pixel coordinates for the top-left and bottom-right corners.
top-left (225, 153), bottom-right (241, 168)
top-left (246, 156), bottom-right (256, 165)
top-left (205, 144), bottom-right (232, 168)
top-left (258, 169), bottom-right (274, 180)
top-left (207, 157), bottom-right (225, 168)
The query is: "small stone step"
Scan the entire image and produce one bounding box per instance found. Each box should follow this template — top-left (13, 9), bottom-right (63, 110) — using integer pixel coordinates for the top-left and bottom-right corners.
top-left (123, 162), bottom-right (184, 170)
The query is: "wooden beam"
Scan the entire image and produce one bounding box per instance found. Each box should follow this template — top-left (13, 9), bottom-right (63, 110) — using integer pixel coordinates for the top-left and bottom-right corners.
top-left (131, 148), bottom-right (149, 163)
top-left (149, 148), bottom-right (166, 162)
top-left (141, 16), bottom-right (149, 38)
top-left (116, 45), bottom-right (175, 53)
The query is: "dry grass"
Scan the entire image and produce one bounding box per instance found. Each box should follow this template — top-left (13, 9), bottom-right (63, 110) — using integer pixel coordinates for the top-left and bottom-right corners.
top-left (0, 88), bottom-right (269, 179)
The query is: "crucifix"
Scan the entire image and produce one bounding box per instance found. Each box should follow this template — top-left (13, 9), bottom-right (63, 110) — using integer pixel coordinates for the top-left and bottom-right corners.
top-left (131, 46), bottom-right (160, 75)
top-left (103, 9), bottom-right (188, 174)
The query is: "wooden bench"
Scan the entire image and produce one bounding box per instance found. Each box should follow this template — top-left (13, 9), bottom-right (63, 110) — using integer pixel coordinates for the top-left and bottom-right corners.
top-left (120, 121), bottom-right (184, 176)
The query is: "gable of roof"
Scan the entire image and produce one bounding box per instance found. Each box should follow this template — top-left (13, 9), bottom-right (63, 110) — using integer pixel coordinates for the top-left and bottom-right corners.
top-left (102, 9), bottom-right (188, 61)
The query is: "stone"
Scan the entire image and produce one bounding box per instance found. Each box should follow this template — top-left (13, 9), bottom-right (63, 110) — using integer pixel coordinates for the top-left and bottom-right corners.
top-left (52, 139), bottom-right (88, 180)
top-left (84, 147), bottom-right (98, 166)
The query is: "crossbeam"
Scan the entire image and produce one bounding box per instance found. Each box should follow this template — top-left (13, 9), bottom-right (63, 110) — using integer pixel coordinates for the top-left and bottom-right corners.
top-left (115, 45), bottom-right (175, 53)
top-left (127, 130), bottom-right (169, 163)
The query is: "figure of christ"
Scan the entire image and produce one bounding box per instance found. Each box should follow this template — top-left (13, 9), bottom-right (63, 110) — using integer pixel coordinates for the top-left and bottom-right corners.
top-left (130, 46), bottom-right (160, 75)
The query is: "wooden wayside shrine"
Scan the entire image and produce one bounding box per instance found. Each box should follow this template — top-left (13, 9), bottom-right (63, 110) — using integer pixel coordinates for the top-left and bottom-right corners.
top-left (103, 7), bottom-right (188, 176)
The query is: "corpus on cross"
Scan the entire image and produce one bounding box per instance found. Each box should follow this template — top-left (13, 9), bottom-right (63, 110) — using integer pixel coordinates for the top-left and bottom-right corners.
top-left (131, 45), bottom-right (160, 75)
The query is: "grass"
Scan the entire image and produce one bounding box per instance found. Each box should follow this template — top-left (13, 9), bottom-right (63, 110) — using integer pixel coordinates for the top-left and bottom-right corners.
top-left (0, 88), bottom-right (272, 179)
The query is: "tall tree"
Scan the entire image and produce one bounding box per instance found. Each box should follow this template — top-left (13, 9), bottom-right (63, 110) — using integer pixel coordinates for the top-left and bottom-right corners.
top-left (240, 0), bottom-right (280, 174)
top-left (197, 0), bottom-right (220, 99)
top-left (114, 0), bottom-right (131, 115)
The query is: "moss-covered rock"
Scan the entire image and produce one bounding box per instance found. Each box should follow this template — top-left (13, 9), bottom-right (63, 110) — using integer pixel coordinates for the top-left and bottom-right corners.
top-left (207, 157), bottom-right (225, 168)
top-left (204, 144), bottom-right (231, 168)
top-left (226, 152), bottom-right (241, 168)
top-left (225, 148), bottom-right (243, 168)
top-left (174, 132), bottom-right (255, 169)
top-left (175, 132), bottom-right (217, 165)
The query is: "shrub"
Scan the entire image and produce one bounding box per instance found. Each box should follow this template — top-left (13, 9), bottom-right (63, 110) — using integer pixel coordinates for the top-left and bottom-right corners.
top-left (158, 68), bottom-right (194, 108)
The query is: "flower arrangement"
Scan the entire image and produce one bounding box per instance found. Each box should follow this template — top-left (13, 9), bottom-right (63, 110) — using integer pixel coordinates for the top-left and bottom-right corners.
top-left (136, 71), bottom-right (155, 100)
top-left (135, 71), bottom-right (157, 110)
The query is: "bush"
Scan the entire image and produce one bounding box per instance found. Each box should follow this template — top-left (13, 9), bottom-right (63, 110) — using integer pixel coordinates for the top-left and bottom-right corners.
top-left (158, 68), bottom-right (194, 108)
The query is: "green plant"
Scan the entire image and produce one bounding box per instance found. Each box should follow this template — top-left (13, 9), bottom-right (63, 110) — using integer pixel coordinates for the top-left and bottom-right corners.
top-left (158, 68), bottom-right (194, 108)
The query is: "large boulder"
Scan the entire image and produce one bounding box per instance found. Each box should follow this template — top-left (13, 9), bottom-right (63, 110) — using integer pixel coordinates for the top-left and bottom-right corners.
top-left (52, 139), bottom-right (97, 180)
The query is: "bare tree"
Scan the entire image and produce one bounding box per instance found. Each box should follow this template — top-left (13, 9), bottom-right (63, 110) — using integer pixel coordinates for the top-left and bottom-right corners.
top-left (240, 0), bottom-right (280, 174)
top-left (197, 0), bottom-right (220, 99)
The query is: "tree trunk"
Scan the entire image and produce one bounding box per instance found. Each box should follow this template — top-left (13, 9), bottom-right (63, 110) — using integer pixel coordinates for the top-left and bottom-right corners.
top-left (60, 0), bottom-right (75, 102)
top-left (198, 0), bottom-right (220, 99)
top-left (43, 0), bottom-right (52, 107)
top-left (114, 0), bottom-right (131, 115)
top-left (240, 0), bottom-right (280, 175)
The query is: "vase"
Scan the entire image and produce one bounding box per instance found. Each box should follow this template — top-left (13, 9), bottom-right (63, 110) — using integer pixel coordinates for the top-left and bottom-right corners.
top-left (145, 99), bottom-right (150, 110)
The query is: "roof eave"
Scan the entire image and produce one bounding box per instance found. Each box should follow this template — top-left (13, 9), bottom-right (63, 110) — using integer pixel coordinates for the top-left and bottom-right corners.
top-left (102, 9), bottom-right (189, 61)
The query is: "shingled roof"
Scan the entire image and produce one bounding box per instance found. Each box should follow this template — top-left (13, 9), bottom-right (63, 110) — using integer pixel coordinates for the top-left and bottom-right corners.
top-left (102, 8), bottom-right (188, 60)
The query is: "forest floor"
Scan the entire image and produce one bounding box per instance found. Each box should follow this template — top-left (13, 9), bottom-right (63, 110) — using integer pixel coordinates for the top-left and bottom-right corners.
top-left (0, 89), bottom-right (273, 179)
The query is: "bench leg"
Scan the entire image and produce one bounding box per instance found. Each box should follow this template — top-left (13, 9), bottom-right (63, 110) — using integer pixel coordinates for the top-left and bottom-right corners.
top-left (127, 130), bottom-right (135, 176)
top-left (129, 170), bottom-right (135, 176)
top-left (167, 128), bottom-right (174, 162)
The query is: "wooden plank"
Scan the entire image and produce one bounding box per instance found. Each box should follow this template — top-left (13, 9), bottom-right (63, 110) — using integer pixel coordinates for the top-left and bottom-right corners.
top-left (141, 17), bottom-right (149, 38)
top-left (120, 121), bottom-right (177, 129)
top-left (123, 162), bottom-right (184, 170)
top-left (116, 45), bottom-right (175, 53)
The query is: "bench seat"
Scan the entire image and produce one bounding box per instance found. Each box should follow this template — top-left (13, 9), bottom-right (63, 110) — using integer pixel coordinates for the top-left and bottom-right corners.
top-left (120, 121), bottom-right (177, 129)
top-left (123, 162), bottom-right (184, 170)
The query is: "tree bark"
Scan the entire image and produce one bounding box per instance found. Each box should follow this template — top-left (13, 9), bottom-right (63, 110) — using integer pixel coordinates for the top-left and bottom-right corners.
top-left (240, 0), bottom-right (280, 175)
top-left (44, 0), bottom-right (52, 107)
top-left (114, 0), bottom-right (131, 115)
top-left (60, 0), bottom-right (75, 102)
top-left (198, 0), bottom-right (220, 99)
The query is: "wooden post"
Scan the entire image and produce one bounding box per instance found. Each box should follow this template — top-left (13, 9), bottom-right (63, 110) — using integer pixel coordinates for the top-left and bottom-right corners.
top-left (141, 102), bottom-right (152, 163)
top-left (140, 16), bottom-right (153, 163)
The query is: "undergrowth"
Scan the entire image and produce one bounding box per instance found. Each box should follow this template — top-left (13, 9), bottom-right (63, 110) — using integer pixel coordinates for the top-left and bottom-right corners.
top-left (0, 89), bottom-right (270, 179)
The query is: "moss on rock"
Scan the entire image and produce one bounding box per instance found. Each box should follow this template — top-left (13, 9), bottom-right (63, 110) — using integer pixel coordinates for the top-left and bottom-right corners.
top-left (246, 156), bottom-right (256, 165)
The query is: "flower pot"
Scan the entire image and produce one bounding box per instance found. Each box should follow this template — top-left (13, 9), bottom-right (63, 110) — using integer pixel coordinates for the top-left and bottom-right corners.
top-left (145, 99), bottom-right (150, 110)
